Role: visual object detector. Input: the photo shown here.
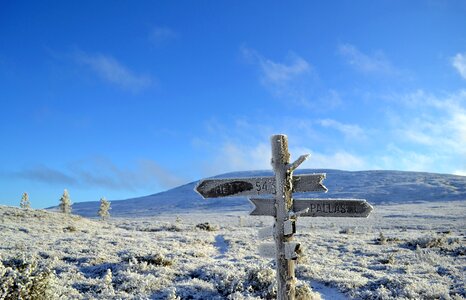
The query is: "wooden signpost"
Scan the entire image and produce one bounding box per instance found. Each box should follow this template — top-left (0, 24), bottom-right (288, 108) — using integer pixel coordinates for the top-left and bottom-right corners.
top-left (195, 134), bottom-right (373, 300)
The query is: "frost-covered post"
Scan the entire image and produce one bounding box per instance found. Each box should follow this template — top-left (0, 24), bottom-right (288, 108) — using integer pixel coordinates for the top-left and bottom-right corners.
top-left (20, 192), bottom-right (30, 209)
top-left (271, 134), bottom-right (295, 300)
top-left (59, 189), bottom-right (72, 214)
top-left (98, 197), bottom-right (111, 220)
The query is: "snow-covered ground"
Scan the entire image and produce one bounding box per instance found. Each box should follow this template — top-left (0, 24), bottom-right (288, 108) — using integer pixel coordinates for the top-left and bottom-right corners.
top-left (1, 200), bottom-right (465, 299)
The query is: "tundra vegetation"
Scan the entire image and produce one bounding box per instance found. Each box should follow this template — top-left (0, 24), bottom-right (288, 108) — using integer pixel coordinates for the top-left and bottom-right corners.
top-left (0, 200), bottom-right (464, 299)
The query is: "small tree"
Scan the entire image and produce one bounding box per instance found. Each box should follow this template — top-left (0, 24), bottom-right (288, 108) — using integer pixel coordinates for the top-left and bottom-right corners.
top-left (59, 189), bottom-right (72, 214)
top-left (98, 197), bottom-right (111, 220)
top-left (20, 192), bottom-right (30, 209)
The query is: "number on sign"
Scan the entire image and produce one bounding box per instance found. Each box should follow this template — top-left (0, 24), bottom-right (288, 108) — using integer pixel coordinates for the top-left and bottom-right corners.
top-left (255, 180), bottom-right (276, 194)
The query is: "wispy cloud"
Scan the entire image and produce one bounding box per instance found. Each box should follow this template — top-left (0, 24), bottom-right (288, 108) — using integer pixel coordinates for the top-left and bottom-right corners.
top-left (338, 43), bottom-right (396, 75)
top-left (245, 49), bottom-right (311, 84)
top-left (194, 116), bottom-right (369, 176)
top-left (75, 52), bottom-right (153, 91)
top-left (452, 52), bottom-right (466, 80)
top-left (14, 165), bottom-right (77, 185)
top-left (205, 141), bottom-right (366, 174)
top-left (318, 119), bottom-right (367, 140)
top-left (149, 26), bottom-right (177, 45)
top-left (13, 157), bottom-right (184, 191)
top-left (241, 46), bottom-right (341, 109)
top-left (304, 151), bottom-right (366, 170)
top-left (194, 87), bottom-right (466, 175)
top-left (380, 89), bottom-right (466, 172)
top-left (393, 89), bottom-right (466, 151)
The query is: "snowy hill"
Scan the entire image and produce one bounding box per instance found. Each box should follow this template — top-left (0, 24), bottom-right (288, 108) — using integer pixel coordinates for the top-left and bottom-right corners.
top-left (67, 169), bottom-right (466, 218)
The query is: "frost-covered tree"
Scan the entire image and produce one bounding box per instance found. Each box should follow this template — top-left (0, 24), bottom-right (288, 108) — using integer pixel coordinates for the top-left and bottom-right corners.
top-left (59, 189), bottom-right (72, 214)
top-left (98, 197), bottom-right (111, 220)
top-left (20, 192), bottom-right (30, 209)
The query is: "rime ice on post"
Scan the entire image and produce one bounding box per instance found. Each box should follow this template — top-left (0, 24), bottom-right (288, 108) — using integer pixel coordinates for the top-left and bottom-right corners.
top-left (195, 134), bottom-right (373, 300)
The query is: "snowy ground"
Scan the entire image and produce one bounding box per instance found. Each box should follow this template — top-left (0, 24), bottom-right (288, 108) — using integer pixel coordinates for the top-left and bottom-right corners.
top-left (1, 200), bottom-right (465, 299)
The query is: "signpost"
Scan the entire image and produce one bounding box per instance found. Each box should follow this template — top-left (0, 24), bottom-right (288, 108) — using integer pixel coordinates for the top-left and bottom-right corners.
top-left (195, 134), bottom-right (373, 300)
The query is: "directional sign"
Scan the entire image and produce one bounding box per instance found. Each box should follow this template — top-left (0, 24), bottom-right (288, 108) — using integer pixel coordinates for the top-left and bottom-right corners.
top-left (195, 174), bottom-right (327, 198)
top-left (250, 198), bottom-right (373, 218)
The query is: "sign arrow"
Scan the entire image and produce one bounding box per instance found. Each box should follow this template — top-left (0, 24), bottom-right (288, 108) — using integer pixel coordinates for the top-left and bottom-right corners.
top-left (195, 174), bottom-right (327, 198)
top-left (250, 198), bottom-right (373, 218)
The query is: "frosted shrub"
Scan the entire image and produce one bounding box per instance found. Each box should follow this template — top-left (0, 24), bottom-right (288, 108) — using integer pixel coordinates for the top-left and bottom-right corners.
top-left (0, 255), bottom-right (57, 300)
top-left (376, 232), bottom-right (387, 245)
top-left (408, 235), bottom-right (445, 249)
top-left (134, 253), bottom-right (173, 267)
top-left (244, 266), bottom-right (276, 298)
top-left (20, 192), bottom-right (30, 209)
top-left (100, 268), bottom-right (114, 296)
top-left (189, 264), bottom-right (244, 296)
top-left (59, 189), bottom-right (72, 214)
top-left (295, 284), bottom-right (321, 300)
top-left (196, 222), bottom-right (217, 231)
top-left (98, 197), bottom-right (111, 220)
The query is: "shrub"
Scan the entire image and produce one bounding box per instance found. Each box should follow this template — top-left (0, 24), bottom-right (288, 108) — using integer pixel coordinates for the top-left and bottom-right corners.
top-left (134, 253), bottom-right (173, 267)
top-left (295, 284), bottom-right (321, 300)
top-left (196, 222), bottom-right (217, 231)
top-left (244, 266), bottom-right (276, 298)
top-left (63, 225), bottom-right (77, 232)
top-left (0, 255), bottom-right (57, 300)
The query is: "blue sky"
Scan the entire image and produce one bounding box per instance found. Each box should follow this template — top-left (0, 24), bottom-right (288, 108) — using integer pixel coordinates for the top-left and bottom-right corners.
top-left (1, 1), bottom-right (465, 208)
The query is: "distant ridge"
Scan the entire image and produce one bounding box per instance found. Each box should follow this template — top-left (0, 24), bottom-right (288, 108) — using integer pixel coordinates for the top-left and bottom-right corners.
top-left (65, 169), bottom-right (466, 218)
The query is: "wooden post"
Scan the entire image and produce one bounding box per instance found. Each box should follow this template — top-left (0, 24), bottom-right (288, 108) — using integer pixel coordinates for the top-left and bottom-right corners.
top-left (271, 134), bottom-right (295, 300)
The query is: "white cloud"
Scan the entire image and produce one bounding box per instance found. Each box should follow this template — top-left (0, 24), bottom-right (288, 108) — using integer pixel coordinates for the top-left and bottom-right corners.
top-left (318, 119), bottom-right (367, 140)
top-left (453, 170), bottom-right (466, 176)
top-left (452, 52), bottom-right (466, 80)
top-left (259, 54), bottom-right (310, 84)
top-left (338, 43), bottom-right (396, 75)
top-left (206, 140), bottom-right (367, 175)
top-left (297, 149), bottom-right (366, 170)
top-left (208, 142), bottom-right (271, 174)
top-left (241, 47), bottom-right (342, 110)
top-left (313, 152), bottom-right (365, 170)
top-left (149, 26), bottom-right (177, 45)
top-left (377, 89), bottom-right (466, 174)
top-left (241, 47), bottom-right (311, 85)
top-left (75, 52), bottom-right (153, 91)
top-left (392, 89), bottom-right (466, 154)
top-left (195, 87), bottom-right (466, 175)
top-left (379, 145), bottom-right (435, 172)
